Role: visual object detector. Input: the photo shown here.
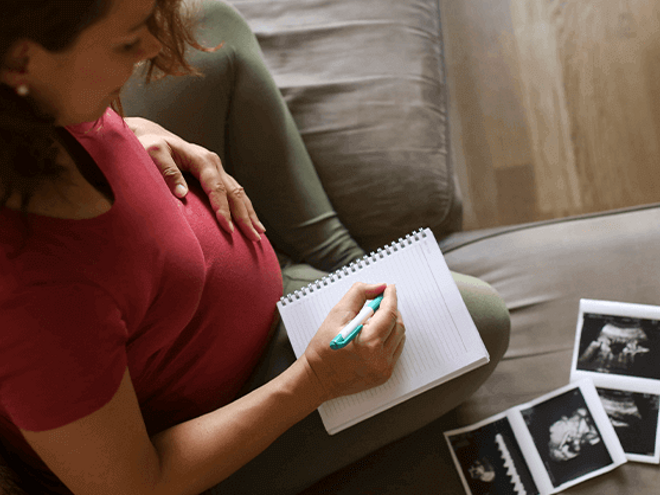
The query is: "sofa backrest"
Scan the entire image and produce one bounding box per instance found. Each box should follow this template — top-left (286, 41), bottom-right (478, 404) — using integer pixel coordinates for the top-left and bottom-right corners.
top-left (229, 0), bottom-right (463, 250)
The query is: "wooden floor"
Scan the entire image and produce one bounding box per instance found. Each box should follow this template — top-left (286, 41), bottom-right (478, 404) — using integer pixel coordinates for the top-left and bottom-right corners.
top-left (441, 0), bottom-right (660, 231)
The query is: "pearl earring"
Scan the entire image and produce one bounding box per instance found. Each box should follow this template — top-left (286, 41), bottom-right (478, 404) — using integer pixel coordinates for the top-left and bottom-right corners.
top-left (16, 84), bottom-right (29, 97)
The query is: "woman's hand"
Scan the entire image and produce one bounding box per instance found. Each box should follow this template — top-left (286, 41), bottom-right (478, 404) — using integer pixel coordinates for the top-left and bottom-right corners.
top-left (302, 283), bottom-right (406, 402)
top-left (125, 117), bottom-right (266, 242)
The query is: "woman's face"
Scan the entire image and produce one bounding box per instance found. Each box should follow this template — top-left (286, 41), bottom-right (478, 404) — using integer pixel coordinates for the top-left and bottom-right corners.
top-left (6, 0), bottom-right (162, 126)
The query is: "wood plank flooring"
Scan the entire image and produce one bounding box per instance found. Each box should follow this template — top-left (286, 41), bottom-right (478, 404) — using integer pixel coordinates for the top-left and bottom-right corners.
top-left (441, 0), bottom-right (660, 231)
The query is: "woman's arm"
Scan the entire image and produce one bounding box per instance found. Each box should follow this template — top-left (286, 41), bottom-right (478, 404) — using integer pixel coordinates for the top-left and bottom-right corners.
top-left (19, 283), bottom-right (405, 495)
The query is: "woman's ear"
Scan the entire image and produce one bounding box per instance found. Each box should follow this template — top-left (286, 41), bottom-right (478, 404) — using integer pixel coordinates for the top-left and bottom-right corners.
top-left (0, 41), bottom-right (31, 89)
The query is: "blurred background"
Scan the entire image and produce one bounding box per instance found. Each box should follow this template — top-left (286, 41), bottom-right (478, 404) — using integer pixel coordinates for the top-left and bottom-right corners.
top-left (441, 0), bottom-right (660, 230)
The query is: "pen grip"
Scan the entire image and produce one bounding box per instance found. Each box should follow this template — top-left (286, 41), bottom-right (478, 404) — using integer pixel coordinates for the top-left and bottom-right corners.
top-left (339, 306), bottom-right (374, 339)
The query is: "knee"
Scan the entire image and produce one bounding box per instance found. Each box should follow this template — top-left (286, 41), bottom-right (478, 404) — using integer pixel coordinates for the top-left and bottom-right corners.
top-left (198, 0), bottom-right (260, 52)
top-left (452, 272), bottom-right (511, 364)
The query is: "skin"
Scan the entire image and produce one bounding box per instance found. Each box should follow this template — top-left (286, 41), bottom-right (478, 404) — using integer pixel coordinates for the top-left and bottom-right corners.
top-left (0, 1), bottom-right (407, 493)
top-left (7, 4), bottom-right (161, 126)
top-left (1, 0), bottom-right (265, 239)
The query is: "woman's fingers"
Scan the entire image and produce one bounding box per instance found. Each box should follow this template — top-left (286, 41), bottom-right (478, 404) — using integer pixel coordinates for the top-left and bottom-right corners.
top-left (357, 284), bottom-right (399, 345)
top-left (333, 282), bottom-right (388, 316)
top-left (144, 140), bottom-right (190, 199)
top-left (304, 282), bottom-right (405, 400)
top-left (130, 117), bottom-right (267, 240)
top-left (188, 151), bottom-right (263, 241)
top-left (151, 138), bottom-right (265, 241)
top-left (195, 158), bottom-right (235, 233)
top-left (391, 333), bottom-right (406, 363)
top-left (222, 173), bottom-right (265, 241)
top-left (383, 310), bottom-right (406, 354)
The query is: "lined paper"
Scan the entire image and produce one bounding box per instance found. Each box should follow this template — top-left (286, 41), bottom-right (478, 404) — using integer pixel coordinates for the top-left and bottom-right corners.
top-left (277, 229), bottom-right (489, 434)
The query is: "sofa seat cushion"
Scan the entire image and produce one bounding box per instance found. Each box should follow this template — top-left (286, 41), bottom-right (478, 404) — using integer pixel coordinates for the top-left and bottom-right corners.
top-left (229, 0), bottom-right (462, 251)
top-left (441, 204), bottom-right (660, 493)
top-left (302, 204), bottom-right (660, 494)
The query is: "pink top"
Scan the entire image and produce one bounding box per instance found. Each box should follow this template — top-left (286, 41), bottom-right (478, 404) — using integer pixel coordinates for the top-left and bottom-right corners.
top-left (0, 109), bottom-right (282, 477)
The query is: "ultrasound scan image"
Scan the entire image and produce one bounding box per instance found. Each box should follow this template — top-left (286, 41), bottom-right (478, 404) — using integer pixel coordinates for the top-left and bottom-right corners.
top-left (577, 314), bottom-right (660, 379)
top-left (597, 388), bottom-right (660, 456)
top-left (521, 388), bottom-right (613, 488)
top-left (448, 418), bottom-right (539, 495)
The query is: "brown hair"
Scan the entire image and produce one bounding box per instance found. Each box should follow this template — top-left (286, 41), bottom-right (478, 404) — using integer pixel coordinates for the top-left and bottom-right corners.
top-left (0, 0), bottom-right (215, 217)
top-left (0, 2), bottom-right (216, 487)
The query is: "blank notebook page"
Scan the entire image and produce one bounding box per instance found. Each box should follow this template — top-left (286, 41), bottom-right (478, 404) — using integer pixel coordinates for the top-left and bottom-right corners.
top-left (277, 229), bottom-right (489, 434)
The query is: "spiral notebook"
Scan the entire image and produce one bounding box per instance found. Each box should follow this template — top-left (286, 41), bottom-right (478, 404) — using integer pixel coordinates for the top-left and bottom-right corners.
top-left (277, 228), bottom-right (489, 435)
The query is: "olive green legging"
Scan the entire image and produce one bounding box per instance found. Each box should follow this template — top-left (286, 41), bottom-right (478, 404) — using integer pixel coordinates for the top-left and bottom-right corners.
top-left (120, 2), bottom-right (511, 494)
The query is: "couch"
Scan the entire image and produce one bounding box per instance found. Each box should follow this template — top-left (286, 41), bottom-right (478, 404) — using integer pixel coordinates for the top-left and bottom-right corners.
top-left (120, 0), bottom-right (660, 493)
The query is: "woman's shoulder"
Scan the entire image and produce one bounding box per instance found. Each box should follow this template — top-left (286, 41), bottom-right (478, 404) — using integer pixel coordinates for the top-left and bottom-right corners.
top-left (2, 110), bottom-right (126, 220)
top-left (3, 147), bottom-right (113, 220)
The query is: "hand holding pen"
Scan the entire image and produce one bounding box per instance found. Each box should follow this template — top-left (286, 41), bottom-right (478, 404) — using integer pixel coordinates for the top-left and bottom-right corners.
top-left (330, 295), bottom-right (384, 349)
top-left (301, 283), bottom-right (406, 402)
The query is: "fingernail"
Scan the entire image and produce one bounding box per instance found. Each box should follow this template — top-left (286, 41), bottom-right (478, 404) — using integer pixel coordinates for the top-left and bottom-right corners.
top-left (227, 219), bottom-right (235, 233)
top-left (175, 184), bottom-right (187, 198)
top-left (253, 229), bottom-right (261, 241)
top-left (256, 221), bottom-right (266, 233)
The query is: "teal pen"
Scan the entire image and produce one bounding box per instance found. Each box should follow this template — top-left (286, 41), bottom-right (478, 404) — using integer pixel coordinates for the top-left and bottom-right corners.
top-left (330, 295), bottom-right (384, 350)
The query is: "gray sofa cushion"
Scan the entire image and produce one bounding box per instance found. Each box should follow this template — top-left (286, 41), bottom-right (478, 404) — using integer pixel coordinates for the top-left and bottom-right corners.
top-left (444, 205), bottom-right (660, 493)
top-left (230, 0), bottom-right (462, 252)
top-left (301, 204), bottom-right (660, 494)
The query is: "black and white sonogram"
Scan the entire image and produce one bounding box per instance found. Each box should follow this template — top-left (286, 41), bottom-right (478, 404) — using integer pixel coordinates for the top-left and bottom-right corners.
top-left (596, 388), bottom-right (660, 457)
top-left (577, 313), bottom-right (660, 379)
top-left (521, 388), bottom-right (613, 488)
top-left (447, 417), bottom-right (539, 495)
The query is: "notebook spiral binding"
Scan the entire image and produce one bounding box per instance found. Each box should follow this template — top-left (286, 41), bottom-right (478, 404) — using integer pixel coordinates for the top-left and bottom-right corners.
top-left (279, 228), bottom-right (428, 306)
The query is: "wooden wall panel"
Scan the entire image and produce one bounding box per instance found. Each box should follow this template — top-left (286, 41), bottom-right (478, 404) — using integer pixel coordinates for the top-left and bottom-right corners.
top-left (441, 0), bottom-right (660, 230)
top-left (555, 0), bottom-right (660, 211)
top-left (509, 0), bottom-right (583, 218)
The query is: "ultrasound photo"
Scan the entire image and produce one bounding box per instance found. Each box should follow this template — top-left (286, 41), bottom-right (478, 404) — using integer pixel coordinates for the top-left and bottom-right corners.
top-left (596, 387), bottom-right (660, 457)
top-left (576, 313), bottom-right (660, 379)
top-left (521, 388), bottom-right (613, 488)
top-left (448, 417), bottom-right (539, 495)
